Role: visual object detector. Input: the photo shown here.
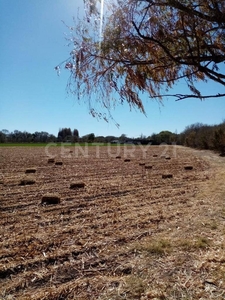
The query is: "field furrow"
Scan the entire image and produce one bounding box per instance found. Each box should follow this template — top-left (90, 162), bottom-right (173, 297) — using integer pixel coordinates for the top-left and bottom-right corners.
top-left (1, 145), bottom-right (225, 299)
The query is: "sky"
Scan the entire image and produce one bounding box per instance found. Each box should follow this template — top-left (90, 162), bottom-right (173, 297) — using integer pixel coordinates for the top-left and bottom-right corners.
top-left (0, 0), bottom-right (224, 138)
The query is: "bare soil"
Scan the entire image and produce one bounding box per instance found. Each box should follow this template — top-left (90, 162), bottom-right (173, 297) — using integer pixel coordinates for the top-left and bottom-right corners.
top-left (0, 145), bottom-right (225, 299)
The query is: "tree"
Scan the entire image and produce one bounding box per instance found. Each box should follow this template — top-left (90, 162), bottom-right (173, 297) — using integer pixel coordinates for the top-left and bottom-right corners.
top-left (214, 126), bottom-right (225, 155)
top-left (119, 134), bottom-right (127, 143)
top-left (57, 128), bottom-right (72, 142)
top-left (56, 0), bottom-right (225, 119)
top-left (0, 131), bottom-right (6, 143)
top-left (80, 133), bottom-right (95, 143)
top-left (71, 128), bottom-right (79, 142)
top-left (149, 130), bottom-right (176, 144)
top-left (73, 129), bottom-right (79, 138)
top-left (87, 133), bottom-right (95, 143)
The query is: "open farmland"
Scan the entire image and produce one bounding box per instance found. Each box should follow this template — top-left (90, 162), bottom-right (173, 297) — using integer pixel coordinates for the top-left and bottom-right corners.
top-left (0, 145), bottom-right (225, 299)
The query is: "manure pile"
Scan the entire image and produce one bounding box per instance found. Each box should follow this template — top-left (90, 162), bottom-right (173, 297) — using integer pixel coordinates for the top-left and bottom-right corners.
top-left (1, 145), bottom-right (222, 300)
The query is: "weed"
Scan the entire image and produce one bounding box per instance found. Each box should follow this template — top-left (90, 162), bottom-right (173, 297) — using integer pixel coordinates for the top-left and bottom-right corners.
top-left (210, 222), bottom-right (218, 230)
top-left (124, 275), bottom-right (147, 299)
top-left (179, 237), bottom-right (210, 251)
top-left (135, 239), bottom-right (171, 256)
top-left (195, 237), bottom-right (210, 249)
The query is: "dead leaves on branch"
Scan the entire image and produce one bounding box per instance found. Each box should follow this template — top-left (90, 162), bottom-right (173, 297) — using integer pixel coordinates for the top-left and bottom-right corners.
top-left (56, 0), bottom-right (225, 116)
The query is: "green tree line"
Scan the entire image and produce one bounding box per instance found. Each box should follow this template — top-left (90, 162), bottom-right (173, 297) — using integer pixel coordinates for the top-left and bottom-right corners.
top-left (0, 122), bottom-right (224, 155)
top-left (177, 121), bottom-right (225, 155)
top-left (0, 130), bottom-right (56, 143)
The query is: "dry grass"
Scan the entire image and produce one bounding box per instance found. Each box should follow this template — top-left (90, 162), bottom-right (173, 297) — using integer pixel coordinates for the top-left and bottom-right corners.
top-left (0, 145), bottom-right (225, 299)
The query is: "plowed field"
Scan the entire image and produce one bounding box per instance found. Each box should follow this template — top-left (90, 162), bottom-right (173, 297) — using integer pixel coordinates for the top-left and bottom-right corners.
top-left (0, 145), bottom-right (225, 299)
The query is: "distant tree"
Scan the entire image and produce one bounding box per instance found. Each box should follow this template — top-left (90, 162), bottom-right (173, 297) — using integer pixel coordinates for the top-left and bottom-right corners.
top-left (95, 135), bottom-right (106, 143)
top-left (2, 129), bottom-right (9, 135)
top-left (38, 132), bottom-right (49, 143)
top-left (185, 131), bottom-right (197, 148)
top-left (104, 135), bottom-right (118, 143)
top-left (73, 128), bottom-right (79, 137)
top-left (72, 128), bottom-right (79, 142)
top-left (148, 133), bottom-right (158, 145)
top-left (57, 128), bottom-right (63, 142)
top-left (179, 121), bottom-right (225, 153)
top-left (0, 131), bottom-right (6, 143)
top-left (149, 131), bottom-right (175, 144)
top-left (57, 0), bottom-right (225, 119)
top-left (158, 131), bottom-right (175, 144)
top-left (139, 134), bottom-right (147, 140)
top-left (0, 130), bottom-right (56, 143)
top-left (33, 131), bottom-right (41, 143)
top-left (87, 133), bottom-right (95, 143)
top-left (80, 133), bottom-right (95, 143)
top-left (214, 127), bottom-right (225, 155)
top-left (58, 128), bottom-right (72, 142)
top-left (119, 134), bottom-right (127, 143)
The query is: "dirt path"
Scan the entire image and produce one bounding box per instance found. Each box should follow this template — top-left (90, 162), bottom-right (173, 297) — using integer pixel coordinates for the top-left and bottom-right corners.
top-left (156, 146), bottom-right (225, 300)
top-left (181, 146), bottom-right (225, 214)
top-left (181, 146), bottom-right (225, 166)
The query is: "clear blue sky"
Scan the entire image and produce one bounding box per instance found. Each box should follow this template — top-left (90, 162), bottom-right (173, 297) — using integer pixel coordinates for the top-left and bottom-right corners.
top-left (0, 0), bottom-right (224, 138)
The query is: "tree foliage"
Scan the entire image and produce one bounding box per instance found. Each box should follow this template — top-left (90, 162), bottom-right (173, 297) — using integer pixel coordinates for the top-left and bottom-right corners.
top-left (57, 128), bottom-right (79, 142)
top-left (0, 130), bottom-right (56, 143)
top-left (149, 130), bottom-right (177, 144)
top-left (56, 0), bottom-right (225, 119)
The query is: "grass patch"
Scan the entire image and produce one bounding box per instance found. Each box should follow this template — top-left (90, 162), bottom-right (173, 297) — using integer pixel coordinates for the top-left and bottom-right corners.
top-left (179, 237), bottom-right (211, 251)
top-left (101, 275), bottom-right (147, 300)
top-left (123, 275), bottom-right (147, 299)
top-left (133, 239), bottom-right (171, 256)
top-left (195, 237), bottom-right (211, 249)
